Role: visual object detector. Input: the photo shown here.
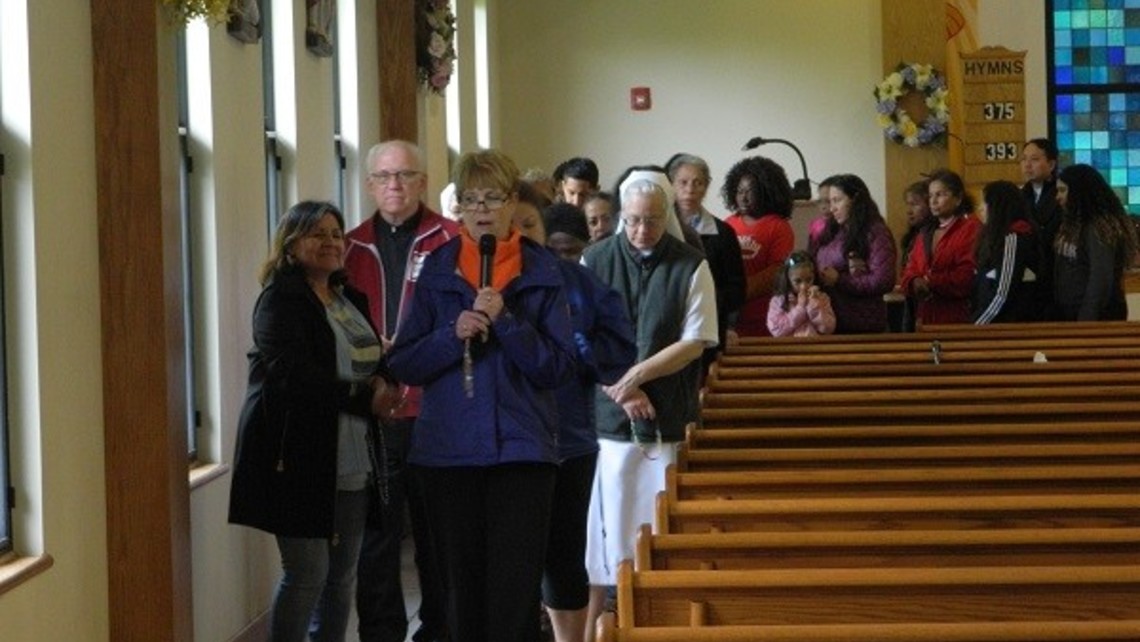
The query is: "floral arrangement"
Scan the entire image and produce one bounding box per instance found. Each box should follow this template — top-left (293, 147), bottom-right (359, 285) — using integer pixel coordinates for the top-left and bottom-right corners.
top-left (874, 62), bottom-right (950, 148)
top-left (160, 0), bottom-right (231, 25)
top-left (417, 0), bottom-right (457, 94)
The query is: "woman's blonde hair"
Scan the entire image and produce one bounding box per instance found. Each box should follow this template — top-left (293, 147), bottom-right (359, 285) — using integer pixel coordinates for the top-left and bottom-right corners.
top-left (452, 149), bottom-right (520, 194)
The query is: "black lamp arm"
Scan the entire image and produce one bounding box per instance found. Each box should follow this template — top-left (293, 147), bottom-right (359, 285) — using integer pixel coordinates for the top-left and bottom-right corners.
top-left (742, 136), bottom-right (812, 200)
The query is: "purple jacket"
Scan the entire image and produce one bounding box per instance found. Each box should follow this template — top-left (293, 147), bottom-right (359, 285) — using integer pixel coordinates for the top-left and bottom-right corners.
top-left (386, 237), bottom-right (576, 467)
top-left (811, 219), bottom-right (897, 333)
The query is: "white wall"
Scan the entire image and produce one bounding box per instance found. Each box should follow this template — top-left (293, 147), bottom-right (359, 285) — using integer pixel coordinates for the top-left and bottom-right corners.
top-left (978, 0), bottom-right (1047, 139)
top-left (483, 0), bottom-right (1049, 230)
top-left (491, 0), bottom-right (887, 222)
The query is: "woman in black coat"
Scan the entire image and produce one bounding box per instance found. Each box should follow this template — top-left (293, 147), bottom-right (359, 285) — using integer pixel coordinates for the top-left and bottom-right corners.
top-left (229, 200), bottom-right (399, 642)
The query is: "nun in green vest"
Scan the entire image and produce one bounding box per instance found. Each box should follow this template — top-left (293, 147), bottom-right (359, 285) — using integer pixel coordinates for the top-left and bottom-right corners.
top-left (580, 169), bottom-right (719, 632)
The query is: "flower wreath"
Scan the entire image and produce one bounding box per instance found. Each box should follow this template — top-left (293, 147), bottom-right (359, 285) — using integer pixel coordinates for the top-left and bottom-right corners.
top-left (417, 0), bottom-right (457, 94)
top-left (873, 62), bottom-right (950, 148)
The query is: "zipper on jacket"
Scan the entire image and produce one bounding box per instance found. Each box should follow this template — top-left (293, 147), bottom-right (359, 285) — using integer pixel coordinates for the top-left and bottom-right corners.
top-left (275, 408), bottom-right (291, 472)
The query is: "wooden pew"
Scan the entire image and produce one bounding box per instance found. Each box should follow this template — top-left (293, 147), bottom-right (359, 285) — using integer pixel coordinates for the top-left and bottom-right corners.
top-left (917, 320), bottom-right (1140, 334)
top-left (607, 325), bottom-right (1140, 642)
top-left (700, 384), bottom-right (1140, 410)
top-left (634, 524), bottom-right (1140, 571)
top-left (685, 419), bottom-right (1140, 450)
top-left (666, 463), bottom-right (1140, 500)
top-left (717, 345), bottom-right (1140, 367)
top-left (706, 369), bottom-right (1140, 392)
top-left (655, 492), bottom-right (1140, 534)
top-left (728, 321), bottom-right (1140, 352)
top-left (597, 611), bottom-right (1140, 641)
top-left (677, 440), bottom-right (1140, 472)
top-left (608, 559), bottom-right (1140, 626)
top-left (699, 399), bottom-right (1140, 428)
top-left (727, 335), bottom-right (1140, 356)
top-left (708, 358), bottom-right (1140, 381)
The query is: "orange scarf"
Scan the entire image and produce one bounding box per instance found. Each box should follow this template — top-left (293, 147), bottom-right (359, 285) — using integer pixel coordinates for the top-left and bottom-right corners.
top-left (458, 228), bottom-right (523, 291)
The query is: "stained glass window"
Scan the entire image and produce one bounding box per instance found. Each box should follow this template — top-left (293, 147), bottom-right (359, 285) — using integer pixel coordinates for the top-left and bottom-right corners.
top-left (1049, 0), bottom-right (1140, 214)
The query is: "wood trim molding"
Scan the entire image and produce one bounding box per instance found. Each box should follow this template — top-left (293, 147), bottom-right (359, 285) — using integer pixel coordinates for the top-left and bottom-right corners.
top-left (881, 0), bottom-right (948, 243)
top-left (378, 0), bottom-right (418, 141)
top-left (0, 554), bottom-right (54, 598)
top-left (89, 2), bottom-right (193, 640)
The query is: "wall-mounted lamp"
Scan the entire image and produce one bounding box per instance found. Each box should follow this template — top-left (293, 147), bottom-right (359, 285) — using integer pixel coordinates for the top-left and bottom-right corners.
top-left (741, 136), bottom-right (813, 201)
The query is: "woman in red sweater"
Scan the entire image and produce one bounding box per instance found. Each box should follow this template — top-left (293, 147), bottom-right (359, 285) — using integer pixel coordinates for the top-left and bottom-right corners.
top-left (721, 155), bottom-right (795, 337)
top-left (899, 169), bottom-right (981, 326)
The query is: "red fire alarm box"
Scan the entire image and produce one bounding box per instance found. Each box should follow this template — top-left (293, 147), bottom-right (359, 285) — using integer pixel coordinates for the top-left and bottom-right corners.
top-left (630, 87), bottom-right (652, 111)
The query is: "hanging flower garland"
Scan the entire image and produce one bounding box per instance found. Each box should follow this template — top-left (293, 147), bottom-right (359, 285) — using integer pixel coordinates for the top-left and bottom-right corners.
top-left (160, 0), bottom-right (231, 25)
top-left (873, 62), bottom-right (950, 148)
top-left (417, 0), bottom-right (457, 94)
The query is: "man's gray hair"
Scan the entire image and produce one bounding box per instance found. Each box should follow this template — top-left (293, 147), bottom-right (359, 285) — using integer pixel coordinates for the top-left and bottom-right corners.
top-left (365, 140), bottom-right (424, 174)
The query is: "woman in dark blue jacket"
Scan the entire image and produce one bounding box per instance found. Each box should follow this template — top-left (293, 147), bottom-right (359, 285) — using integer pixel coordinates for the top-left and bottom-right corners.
top-left (386, 150), bottom-right (575, 642)
top-left (229, 201), bottom-right (400, 642)
top-left (972, 180), bottom-right (1042, 324)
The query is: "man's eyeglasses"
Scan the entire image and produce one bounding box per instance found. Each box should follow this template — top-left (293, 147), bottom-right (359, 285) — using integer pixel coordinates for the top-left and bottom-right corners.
top-left (370, 170), bottom-right (422, 185)
top-left (622, 215), bottom-right (666, 229)
top-left (459, 193), bottom-right (508, 211)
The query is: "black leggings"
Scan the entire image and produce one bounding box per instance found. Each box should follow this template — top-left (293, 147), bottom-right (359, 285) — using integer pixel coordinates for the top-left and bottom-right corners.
top-left (414, 462), bottom-right (556, 642)
top-left (541, 452), bottom-right (598, 610)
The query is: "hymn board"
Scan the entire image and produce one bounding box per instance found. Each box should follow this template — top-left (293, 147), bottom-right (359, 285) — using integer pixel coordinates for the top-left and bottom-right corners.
top-left (960, 46), bottom-right (1028, 193)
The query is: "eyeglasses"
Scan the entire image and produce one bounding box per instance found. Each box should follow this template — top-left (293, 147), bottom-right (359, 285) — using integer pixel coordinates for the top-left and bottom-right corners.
top-left (305, 230), bottom-right (345, 243)
top-left (459, 193), bottom-right (508, 211)
top-left (369, 170), bottom-right (422, 185)
top-left (622, 215), bottom-right (666, 229)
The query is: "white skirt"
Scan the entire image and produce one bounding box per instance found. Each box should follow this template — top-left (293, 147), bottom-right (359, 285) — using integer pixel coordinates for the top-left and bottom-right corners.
top-left (584, 438), bottom-right (679, 585)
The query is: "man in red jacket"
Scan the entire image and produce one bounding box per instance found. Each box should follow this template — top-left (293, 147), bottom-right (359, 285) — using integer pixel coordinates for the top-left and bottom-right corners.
top-left (345, 140), bottom-right (458, 642)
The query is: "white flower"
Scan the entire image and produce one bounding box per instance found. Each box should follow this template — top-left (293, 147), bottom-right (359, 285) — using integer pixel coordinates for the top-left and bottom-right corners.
top-left (913, 64), bottom-right (933, 87)
top-left (877, 81), bottom-right (902, 101)
top-left (428, 32), bottom-right (448, 58)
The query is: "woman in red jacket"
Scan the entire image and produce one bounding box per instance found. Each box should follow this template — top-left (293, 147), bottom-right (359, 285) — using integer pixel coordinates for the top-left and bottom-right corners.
top-left (899, 169), bottom-right (981, 326)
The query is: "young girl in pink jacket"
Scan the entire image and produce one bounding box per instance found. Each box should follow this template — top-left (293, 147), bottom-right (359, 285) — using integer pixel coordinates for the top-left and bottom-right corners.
top-left (767, 251), bottom-right (837, 337)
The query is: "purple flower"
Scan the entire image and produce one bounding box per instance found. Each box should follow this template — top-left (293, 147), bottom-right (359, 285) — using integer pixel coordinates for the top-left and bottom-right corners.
top-left (876, 100), bottom-right (896, 114)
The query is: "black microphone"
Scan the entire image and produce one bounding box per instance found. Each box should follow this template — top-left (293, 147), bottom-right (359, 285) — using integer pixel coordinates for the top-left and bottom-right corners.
top-left (741, 136), bottom-right (766, 151)
top-left (479, 233), bottom-right (497, 288)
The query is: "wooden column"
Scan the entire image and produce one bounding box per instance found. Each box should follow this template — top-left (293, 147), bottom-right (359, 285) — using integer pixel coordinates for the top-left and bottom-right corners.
top-left (881, 0), bottom-right (948, 244)
top-left (378, 0), bottom-right (419, 141)
top-left (90, 2), bottom-right (192, 640)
